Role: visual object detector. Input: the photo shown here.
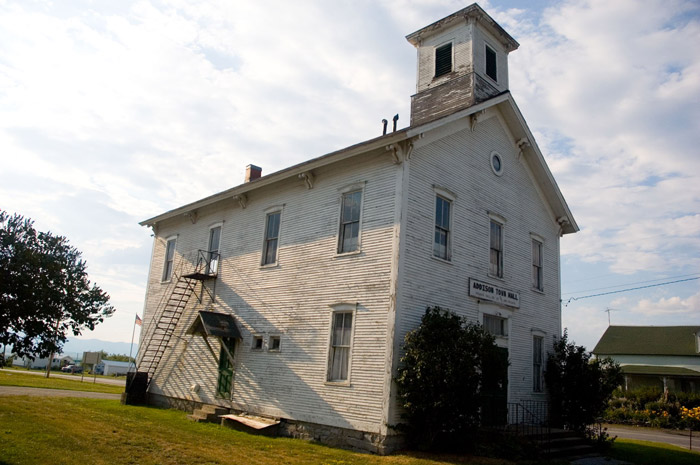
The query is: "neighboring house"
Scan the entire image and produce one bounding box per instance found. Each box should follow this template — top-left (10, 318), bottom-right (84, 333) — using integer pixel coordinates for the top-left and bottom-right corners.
top-left (593, 325), bottom-right (700, 394)
top-left (12, 354), bottom-right (74, 369)
top-left (135, 4), bottom-right (578, 453)
top-left (96, 359), bottom-right (134, 376)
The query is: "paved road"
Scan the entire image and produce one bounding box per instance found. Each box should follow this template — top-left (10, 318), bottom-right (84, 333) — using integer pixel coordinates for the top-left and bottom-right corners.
top-left (603, 424), bottom-right (698, 451)
top-left (0, 386), bottom-right (121, 399)
top-left (1, 368), bottom-right (126, 386)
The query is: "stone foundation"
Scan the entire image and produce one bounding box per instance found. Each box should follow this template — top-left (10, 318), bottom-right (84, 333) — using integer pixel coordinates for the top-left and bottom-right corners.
top-left (146, 392), bottom-right (404, 454)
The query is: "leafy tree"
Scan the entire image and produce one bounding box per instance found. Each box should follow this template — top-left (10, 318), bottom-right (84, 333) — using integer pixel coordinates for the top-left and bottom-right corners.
top-left (545, 330), bottom-right (622, 432)
top-left (0, 211), bottom-right (115, 360)
top-left (395, 306), bottom-right (504, 449)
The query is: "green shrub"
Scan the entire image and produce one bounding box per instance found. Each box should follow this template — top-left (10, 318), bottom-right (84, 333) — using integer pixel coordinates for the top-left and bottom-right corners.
top-left (545, 330), bottom-right (622, 432)
top-left (395, 306), bottom-right (504, 450)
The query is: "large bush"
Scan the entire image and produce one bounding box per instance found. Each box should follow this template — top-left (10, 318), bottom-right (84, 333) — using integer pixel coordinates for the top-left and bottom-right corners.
top-left (545, 330), bottom-right (622, 432)
top-left (395, 306), bottom-right (505, 449)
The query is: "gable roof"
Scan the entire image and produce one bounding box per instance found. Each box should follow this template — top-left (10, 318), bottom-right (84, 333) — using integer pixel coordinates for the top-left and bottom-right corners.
top-left (141, 93), bottom-right (578, 235)
top-left (593, 326), bottom-right (700, 357)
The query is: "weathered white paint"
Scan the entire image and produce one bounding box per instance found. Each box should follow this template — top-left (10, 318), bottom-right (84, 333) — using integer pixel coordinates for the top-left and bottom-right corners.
top-left (138, 5), bottom-right (576, 449)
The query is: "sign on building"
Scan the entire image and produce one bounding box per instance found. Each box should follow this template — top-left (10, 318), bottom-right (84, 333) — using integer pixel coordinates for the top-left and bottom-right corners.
top-left (469, 278), bottom-right (520, 308)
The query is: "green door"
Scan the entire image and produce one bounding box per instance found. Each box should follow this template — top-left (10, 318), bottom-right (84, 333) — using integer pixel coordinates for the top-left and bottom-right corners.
top-left (481, 347), bottom-right (509, 426)
top-left (216, 337), bottom-right (236, 398)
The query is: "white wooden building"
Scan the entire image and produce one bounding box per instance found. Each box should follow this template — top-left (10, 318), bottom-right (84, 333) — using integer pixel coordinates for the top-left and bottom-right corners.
top-left (136, 4), bottom-right (577, 453)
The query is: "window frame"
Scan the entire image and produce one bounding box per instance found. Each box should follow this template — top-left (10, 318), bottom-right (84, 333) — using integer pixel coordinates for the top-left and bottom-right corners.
top-left (268, 335), bottom-right (281, 352)
top-left (206, 223), bottom-right (223, 275)
top-left (261, 207), bottom-right (283, 267)
top-left (432, 188), bottom-right (455, 262)
top-left (532, 334), bottom-right (545, 393)
top-left (485, 43), bottom-right (498, 82)
top-left (161, 236), bottom-right (177, 282)
top-left (251, 335), bottom-right (263, 351)
top-left (483, 314), bottom-right (508, 337)
top-left (488, 214), bottom-right (505, 278)
top-left (326, 303), bottom-right (357, 384)
top-left (531, 235), bottom-right (544, 291)
top-left (336, 183), bottom-right (365, 255)
top-left (434, 41), bottom-right (453, 78)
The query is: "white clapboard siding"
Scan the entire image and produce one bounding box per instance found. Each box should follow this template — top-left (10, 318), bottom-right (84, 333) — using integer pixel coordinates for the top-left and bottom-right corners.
top-left (141, 148), bottom-right (400, 433)
top-left (391, 111), bottom-right (562, 423)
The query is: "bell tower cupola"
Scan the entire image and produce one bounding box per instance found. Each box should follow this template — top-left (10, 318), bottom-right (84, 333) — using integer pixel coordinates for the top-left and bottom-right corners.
top-left (406, 3), bottom-right (519, 126)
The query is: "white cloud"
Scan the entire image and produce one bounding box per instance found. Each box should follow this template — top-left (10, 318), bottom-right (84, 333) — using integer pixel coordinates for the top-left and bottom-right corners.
top-left (630, 291), bottom-right (700, 316)
top-left (1, 0), bottom-right (698, 344)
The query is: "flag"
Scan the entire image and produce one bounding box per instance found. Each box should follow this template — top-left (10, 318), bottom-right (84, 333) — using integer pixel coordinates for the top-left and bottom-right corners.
top-left (135, 314), bottom-right (142, 326)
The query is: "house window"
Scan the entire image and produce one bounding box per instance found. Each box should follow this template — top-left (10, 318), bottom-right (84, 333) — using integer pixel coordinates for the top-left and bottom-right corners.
top-left (262, 212), bottom-right (281, 265)
top-left (162, 237), bottom-right (176, 281)
top-left (434, 195), bottom-right (452, 260)
top-left (533, 335), bottom-right (544, 392)
top-left (483, 314), bottom-right (508, 337)
top-left (485, 44), bottom-right (497, 82)
top-left (532, 238), bottom-right (543, 291)
top-left (338, 190), bottom-right (362, 254)
top-left (269, 335), bottom-right (281, 351)
top-left (207, 225), bottom-right (221, 275)
top-left (490, 219), bottom-right (504, 277)
top-left (435, 42), bottom-right (452, 77)
top-left (328, 312), bottom-right (353, 382)
top-left (251, 335), bottom-right (263, 350)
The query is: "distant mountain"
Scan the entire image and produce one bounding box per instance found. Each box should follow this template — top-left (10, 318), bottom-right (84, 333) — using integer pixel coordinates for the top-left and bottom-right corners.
top-left (61, 339), bottom-right (138, 358)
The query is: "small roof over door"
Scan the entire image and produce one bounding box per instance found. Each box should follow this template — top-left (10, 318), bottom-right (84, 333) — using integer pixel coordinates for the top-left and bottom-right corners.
top-left (186, 310), bottom-right (242, 339)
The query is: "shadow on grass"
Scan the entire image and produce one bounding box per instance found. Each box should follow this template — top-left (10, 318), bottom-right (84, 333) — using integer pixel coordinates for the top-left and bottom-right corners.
top-left (611, 440), bottom-right (700, 465)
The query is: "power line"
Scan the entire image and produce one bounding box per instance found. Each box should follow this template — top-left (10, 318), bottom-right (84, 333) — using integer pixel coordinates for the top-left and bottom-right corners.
top-left (562, 277), bottom-right (699, 307)
top-left (562, 273), bottom-right (700, 297)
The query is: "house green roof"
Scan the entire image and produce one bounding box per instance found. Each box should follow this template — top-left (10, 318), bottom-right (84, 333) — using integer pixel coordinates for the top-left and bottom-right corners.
top-left (592, 326), bottom-right (700, 356)
top-left (620, 365), bottom-right (700, 377)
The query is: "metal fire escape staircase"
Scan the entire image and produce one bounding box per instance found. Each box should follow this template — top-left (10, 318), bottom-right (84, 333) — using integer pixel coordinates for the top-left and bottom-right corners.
top-left (137, 250), bottom-right (219, 388)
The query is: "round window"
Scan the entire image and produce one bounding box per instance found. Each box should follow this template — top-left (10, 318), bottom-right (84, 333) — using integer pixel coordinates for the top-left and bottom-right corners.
top-left (490, 152), bottom-right (503, 176)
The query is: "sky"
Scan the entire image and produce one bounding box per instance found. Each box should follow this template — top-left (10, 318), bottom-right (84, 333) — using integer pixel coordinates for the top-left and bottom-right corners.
top-left (1, 0), bottom-right (698, 352)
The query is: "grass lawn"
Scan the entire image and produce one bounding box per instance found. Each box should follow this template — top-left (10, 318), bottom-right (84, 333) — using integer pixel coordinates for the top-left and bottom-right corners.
top-left (0, 369), bottom-right (124, 394)
top-left (610, 438), bottom-right (700, 465)
top-left (0, 397), bottom-right (529, 465)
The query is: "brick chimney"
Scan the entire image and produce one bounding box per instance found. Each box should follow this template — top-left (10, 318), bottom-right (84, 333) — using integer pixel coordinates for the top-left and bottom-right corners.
top-left (245, 164), bottom-right (262, 182)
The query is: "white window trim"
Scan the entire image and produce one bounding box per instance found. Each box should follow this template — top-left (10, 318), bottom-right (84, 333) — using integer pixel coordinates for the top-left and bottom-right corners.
top-left (480, 305), bottom-right (512, 349)
top-left (251, 334), bottom-right (264, 351)
top-left (485, 42), bottom-right (498, 83)
top-left (268, 334), bottom-right (282, 352)
top-left (325, 302), bottom-right (357, 386)
top-left (261, 205), bottom-right (284, 268)
top-left (335, 182), bottom-right (366, 256)
top-left (490, 151), bottom-right (504, 176)
top-left (531, 233), bottom-right (545, 292)
top-left (488, 212), bottom-right (506, 280)
top-left (532, 330), bottom-right (546, 394)
top-left (206, 222), bottom-right (224, 276)
top-left (161, 235), bottom-right (178, 283)
top-left (432, 186), bottom-right (456, 263)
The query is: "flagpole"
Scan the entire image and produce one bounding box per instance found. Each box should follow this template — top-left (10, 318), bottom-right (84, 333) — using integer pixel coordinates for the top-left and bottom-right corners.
top-left (128, 314), bottom-right (138, 372)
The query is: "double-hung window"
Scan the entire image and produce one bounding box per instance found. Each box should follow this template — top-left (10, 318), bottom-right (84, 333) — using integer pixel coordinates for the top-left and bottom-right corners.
top-left (434, 195), bottom-right (452, 260)
top-left (489, 219), bottom-right (504, 277)
top-left (338, 190), bottom-right (362, 254)
top-left (162, 237), bottom-right (176, 281)
top-left (207, 225), bottom-right (221, 275)
top-left (532, 238), bottom-right (543, 291)
top-left (328, 311), bottom-right (353, 382)
top-left (533, 335), bottom-right (544, 392)
top-left (262, 212), bottom-right (281, 265)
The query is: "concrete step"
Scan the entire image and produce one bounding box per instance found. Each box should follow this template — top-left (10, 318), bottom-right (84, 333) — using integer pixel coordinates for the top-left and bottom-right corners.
top-left (188, 404), bottom-right (229, 423)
